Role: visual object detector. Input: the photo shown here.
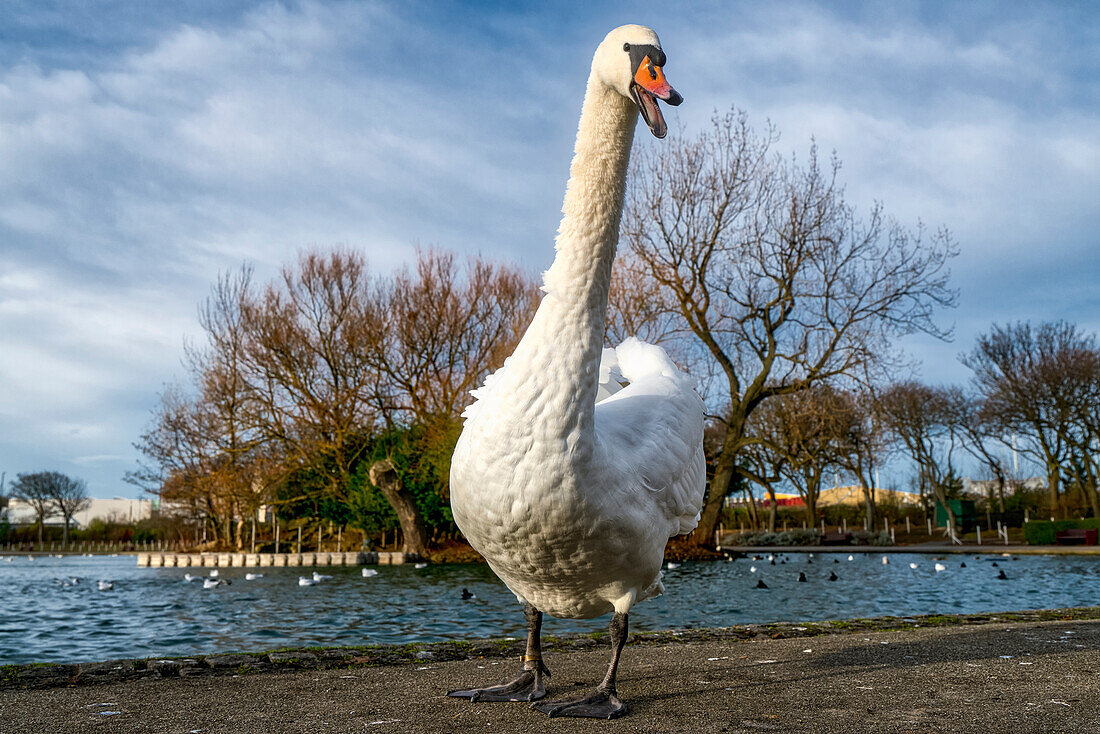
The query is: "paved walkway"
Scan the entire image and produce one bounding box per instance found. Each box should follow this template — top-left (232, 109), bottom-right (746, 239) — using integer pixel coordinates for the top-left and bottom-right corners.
top-left (4, 617), bottom-right (1099, 733)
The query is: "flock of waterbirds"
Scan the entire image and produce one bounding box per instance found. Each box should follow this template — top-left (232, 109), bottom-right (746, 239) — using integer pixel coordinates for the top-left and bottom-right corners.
top-left (10, 551), bottom-right (1017, 594)
top-left (700, 550), bottom-right (1019, 590)
top-left (1, 556), bottom-right (471, 595)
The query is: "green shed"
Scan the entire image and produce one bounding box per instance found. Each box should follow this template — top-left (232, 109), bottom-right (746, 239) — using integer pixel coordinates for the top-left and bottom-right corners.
top-left (935, 499), bottom-right (977, 529)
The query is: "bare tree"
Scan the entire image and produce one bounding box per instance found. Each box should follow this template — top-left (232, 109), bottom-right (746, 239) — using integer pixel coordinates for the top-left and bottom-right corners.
top-left (878, 383), bottom-right (962, 529)
top-left (951, 388), bottom-right (1011, 513)
top-left (9, 472), bottom-right (59, 544)
top-left (747, 384), bottom-right (853, 528)
top-left (371, 248), bottom-right (538, 422)
top-left (621, 108), bottom-right (957, 544)
top-left (51, 474), bottom-right (91, 549)
top-left (836, 386), bottom-right (890, 527)
top-left (962, 322), bottom-right (1096, 519)
top-left (239, 249), bottom-right (383, 511)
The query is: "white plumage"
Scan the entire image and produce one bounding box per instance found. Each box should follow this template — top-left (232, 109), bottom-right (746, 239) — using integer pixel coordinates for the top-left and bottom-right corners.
top-left (449, 25), bottom-right (703, 623)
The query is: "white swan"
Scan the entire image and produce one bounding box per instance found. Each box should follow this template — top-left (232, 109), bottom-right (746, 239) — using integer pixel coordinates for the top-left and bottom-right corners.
top-left (448, 25), bottom-right (697, 719)
top-left (245, 573), bottom-right (263, 580)
top-left (298, 576), bottom-right (319, 587)
top-left (361, 568), bottom-right (379, 578)
top-left (311, 571), bottom-right (332, 582)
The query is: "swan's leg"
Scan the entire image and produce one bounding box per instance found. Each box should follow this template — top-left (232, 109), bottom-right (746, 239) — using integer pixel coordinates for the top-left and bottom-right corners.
top-left (447, 602), bottom-right (550, 702)
top-left (531, 611), bottom-right (628, 719)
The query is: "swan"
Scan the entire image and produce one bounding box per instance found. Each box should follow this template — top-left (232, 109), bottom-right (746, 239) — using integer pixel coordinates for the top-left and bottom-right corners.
top-left (298, 576), bottom-right (319, 586)
top-left (311, 571), bottom-right (332, 582)
top-left (245, 573), bottom-right (263, 580)
top-left (447, 25), bottom-right (697, 720)
top-left (361, 568), bottom-right (379, 578)
top-left (934, 562), bottom-right (947, 573)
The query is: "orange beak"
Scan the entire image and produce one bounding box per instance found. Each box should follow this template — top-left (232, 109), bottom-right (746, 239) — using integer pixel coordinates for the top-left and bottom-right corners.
top-left (633, 56), bottom-right (680, 103)
top-left (629, 55), bottom-right (682, 139)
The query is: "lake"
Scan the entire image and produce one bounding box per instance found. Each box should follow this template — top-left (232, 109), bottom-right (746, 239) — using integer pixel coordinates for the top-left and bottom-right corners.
top-left (2, 552), bottom-right (1099, 664)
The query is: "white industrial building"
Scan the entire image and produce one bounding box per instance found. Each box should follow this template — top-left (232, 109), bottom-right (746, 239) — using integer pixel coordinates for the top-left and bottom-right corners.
top-left (2, 497), bottom-right (155, 527)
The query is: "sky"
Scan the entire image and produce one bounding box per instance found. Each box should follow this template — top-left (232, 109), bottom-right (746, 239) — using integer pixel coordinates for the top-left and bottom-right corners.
top-left (0, 0), bottom-right (1097, 499)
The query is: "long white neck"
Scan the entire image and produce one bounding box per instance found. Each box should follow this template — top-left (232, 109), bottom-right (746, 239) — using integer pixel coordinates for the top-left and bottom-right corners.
top-left (498, 72), bottom-right (638, 447)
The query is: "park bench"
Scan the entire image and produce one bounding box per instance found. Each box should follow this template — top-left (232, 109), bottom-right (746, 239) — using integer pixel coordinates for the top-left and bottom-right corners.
top-left (1055, 529), bottom-right (1098, 545)
top-left (821, 532), bottom-right (853, 546)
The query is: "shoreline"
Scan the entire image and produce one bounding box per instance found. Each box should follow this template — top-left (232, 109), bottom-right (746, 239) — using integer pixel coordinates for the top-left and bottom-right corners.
top-left (8, 542), bottom-right (1100, 563)
top-left (5, 605), bottom-right (1100, 690)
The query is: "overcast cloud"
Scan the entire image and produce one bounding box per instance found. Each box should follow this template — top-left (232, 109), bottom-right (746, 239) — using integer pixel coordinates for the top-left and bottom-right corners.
top-left (0, 0), bottom-right (1096, 497)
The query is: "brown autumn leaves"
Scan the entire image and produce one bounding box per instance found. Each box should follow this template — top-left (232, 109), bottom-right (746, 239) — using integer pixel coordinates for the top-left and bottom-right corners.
top-left (135, 108), bottom-right (972, 551)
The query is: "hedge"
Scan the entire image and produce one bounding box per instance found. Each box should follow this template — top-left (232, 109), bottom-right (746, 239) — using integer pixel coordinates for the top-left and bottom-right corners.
top-left (1024, 518), bottom-right (1100, 545)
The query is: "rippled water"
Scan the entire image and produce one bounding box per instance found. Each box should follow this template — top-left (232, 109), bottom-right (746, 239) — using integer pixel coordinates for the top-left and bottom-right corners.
top-left (2, 552), bottom-right (1098, 664)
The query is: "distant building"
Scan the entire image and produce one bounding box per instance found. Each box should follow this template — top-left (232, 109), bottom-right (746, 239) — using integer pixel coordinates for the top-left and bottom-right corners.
top-left (2, 497), bottom-right (155, 528)
top-left (728, 485), bottom-right (921, 508)
top-left (964, 477), bottom-right (1046, 496)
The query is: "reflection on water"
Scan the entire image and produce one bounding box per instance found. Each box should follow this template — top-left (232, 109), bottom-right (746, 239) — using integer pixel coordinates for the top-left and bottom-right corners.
top-left (2, 552), bottom-right (1098, 664)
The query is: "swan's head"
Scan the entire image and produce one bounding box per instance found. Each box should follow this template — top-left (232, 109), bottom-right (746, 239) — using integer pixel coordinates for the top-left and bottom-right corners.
top-left (593, 24), bottom-right (682, 139)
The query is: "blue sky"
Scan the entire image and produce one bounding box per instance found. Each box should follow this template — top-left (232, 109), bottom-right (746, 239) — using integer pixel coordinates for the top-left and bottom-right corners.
top-left (0, 1), bottom-right (1097, 498)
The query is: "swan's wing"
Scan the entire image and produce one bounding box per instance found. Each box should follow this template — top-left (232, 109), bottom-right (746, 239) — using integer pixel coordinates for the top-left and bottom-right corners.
top-left (594, 338), bottom-right (706, 537)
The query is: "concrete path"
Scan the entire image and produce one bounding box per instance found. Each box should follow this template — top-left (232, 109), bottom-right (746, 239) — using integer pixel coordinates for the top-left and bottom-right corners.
top-left (4, 617), bottom-right (1099, 733)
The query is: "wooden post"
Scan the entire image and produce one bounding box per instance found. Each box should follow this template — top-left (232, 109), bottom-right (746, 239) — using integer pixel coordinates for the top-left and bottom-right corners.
top-left (337, 526), bottom-right (342, 552)
top-left (275, 518), bottom-right (280, 554)
top-left (296, 526), bottom-right (302, 554)
top-left (251, 517), bottom-right (256, 554)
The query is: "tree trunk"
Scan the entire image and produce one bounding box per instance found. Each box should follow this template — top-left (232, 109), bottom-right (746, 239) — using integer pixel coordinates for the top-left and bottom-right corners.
top-left (745, 485), bottom-right (759, 531)
top-left (369, 459), bottom-right (430, 557)
top-left (765, 485), bottom-right (778, 532)
top-left (37, 517), bottom-right (43, 545)
top-left (63, 517), bottom-right (70, 549)
top-left (693, 439), bottom-right (741, 545)
top-left (1046, 466), bottom-right (1062, 519)
top-left (933, 482), bottom-right (956, 530)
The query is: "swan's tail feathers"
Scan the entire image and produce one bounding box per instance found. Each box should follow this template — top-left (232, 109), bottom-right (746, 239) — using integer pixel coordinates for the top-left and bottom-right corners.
top-left (595, 347), bottom-right (628, 403)
top-left (613, 337), bottom-right (695, 390)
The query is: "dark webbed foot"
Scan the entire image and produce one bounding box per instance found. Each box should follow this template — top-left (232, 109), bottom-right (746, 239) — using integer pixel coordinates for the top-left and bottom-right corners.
top-left (531, 687), bottom-right (625, 718)
top-left (533, 610), bottom-right (632, 719)
top-left (447, 660), bottom-right (550, 702)
top-left (448, 603), bottom-right (549, 703)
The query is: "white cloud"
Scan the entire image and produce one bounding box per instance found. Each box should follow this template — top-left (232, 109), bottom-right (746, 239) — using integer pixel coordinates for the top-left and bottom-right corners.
top-left (0, 0), bottom-right (1096, 494)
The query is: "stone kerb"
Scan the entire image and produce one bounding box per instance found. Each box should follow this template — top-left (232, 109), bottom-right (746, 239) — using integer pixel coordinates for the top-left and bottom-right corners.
top-left (201, 554), bottom-right (218, 567)
top-left (136, 553), bottom-right (150, 567)
top-left (258, 554), bottom-right (274, 567)
top-left (244, 554), bottom-right (259, 566)
top-left (273, 554), bottom-right (287, 567)
top-left (230, 553), bottom-right (245, 567)
top-left (300, 552), bottom-right (315, 566)
top-left (287, 554), bottom-right (302, 566)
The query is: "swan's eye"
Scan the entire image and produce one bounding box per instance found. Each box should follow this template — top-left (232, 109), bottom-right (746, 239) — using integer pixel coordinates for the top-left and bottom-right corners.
top-left (623, 43), bottom-right (630, 52)
top-left (647, 63), bottom-right (657, 80)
